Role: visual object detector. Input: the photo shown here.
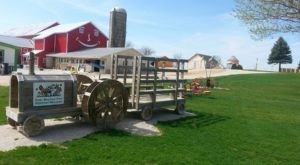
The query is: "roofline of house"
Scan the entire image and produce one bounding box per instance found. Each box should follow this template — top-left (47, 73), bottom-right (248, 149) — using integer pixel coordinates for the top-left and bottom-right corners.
top-left (188, 53), bottom-right (212, 61)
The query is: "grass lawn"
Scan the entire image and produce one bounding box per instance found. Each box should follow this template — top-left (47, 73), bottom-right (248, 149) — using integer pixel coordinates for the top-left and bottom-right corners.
top-left (0, 73), bottom-right (299, 164)
top-left (0, 86), bottom-right (8, 124)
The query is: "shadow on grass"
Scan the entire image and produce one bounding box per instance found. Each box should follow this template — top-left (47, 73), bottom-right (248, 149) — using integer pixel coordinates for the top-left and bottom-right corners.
top-left (158, 112), bottom-right (230, 129)
top-left (79, 129), bottom-right (132, 142)
top-left (185, 95), bottom-right (217, 100)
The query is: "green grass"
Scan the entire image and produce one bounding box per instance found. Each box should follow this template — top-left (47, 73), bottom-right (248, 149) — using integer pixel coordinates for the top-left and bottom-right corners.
top-left (0, 86), bottom-right (8, 124)
top-left (0, 73), bottom-right (300, 164)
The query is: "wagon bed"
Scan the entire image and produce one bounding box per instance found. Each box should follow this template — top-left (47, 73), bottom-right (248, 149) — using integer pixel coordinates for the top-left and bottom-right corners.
top-left (111, 54), bottom-right (188, 120)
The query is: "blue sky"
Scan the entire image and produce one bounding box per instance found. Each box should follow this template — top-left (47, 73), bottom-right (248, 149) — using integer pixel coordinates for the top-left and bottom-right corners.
top-left (1, 0), bottom-right (299, 70)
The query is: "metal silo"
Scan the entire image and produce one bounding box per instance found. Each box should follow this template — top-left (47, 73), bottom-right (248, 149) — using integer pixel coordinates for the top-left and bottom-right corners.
top-left (108, 7), bottom-right (127, 47)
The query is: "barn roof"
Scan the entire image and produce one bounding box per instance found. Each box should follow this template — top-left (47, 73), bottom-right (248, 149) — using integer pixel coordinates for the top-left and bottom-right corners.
top-left (189, 53), bottom-right (212, 61)
top-left (46, 48), bottom-right (142, 59)
top-left (227, 56), bottom-right (239, 62)
top-left (33, 21), bottom-right (108, 40)
top-left (1, 21), bottom-right (59, 37)
top-left (0, 35), bottom-right (33, 48)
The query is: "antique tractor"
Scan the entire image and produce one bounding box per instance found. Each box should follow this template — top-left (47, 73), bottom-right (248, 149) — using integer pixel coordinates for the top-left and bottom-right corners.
top-left (6, 73), bottom-right (128, 137)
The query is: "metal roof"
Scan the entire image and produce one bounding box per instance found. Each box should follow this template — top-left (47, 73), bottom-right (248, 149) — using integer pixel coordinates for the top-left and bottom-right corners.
top-left (33, 21), bottom-right (108, 40)
top-left (0, 35), bottom-right (33, 48)
top-left (46, 47), bottom-right (142, 59)
top-left (227, 56), bottom-right (239, 62)
top-left (189, 53), bottom-right (212, 61)
top-left (1, 21), bottom-right (58, 37)
top-left (111, 7), bottom-right (127, 13)
top-left (23, 50), bottom-right (43, 56)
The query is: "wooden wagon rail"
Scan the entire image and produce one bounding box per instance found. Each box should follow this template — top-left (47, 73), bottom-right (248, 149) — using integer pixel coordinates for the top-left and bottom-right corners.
top-left (111, 54), bottom-right (188, 120)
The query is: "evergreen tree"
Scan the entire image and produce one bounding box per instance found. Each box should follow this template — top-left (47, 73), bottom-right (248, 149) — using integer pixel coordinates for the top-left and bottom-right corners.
top-left (268, 37), bottom-right (292, 72)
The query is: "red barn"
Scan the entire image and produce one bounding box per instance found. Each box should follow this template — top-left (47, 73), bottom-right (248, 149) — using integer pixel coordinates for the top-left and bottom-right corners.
top-left (32, 21), bottom-right (108, 68)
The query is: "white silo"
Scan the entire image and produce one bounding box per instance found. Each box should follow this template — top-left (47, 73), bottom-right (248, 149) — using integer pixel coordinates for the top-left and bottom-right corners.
top-left (108, 7), bottom-right (127, 47)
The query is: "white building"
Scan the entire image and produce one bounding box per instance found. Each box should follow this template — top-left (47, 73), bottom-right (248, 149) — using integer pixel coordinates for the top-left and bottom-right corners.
top-left (0, 35), bottom-right (33, 71)
top-left (188, 53), bottom-right (222, 70)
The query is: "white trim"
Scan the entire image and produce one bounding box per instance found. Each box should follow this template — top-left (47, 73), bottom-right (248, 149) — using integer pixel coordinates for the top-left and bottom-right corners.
top-left (66, 33), bottom-right (68, 53)
top-left (43, 39), bottom-right (45, 50)
top-left (54, 34), bottom-right (56, 52)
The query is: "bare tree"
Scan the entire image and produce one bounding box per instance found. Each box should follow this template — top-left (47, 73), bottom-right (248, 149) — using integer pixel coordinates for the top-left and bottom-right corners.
top-left (173, 53), bottom-right (182, 59)
top-left (233, 0), bottom-right (300, 39)
top-left (125, 41), bottom-right (134, 48)
top-left (139, 47), bottom-right (155, 56)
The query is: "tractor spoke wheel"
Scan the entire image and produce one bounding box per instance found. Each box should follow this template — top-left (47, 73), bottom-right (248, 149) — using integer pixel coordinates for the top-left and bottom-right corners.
top-left (82, 80), bottom-right (128, 128)
top-left (75, 74), bottom-right (93, 94)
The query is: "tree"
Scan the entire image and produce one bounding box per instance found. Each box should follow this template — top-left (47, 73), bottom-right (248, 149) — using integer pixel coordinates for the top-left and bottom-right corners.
top-left (298, 61), bottom-right (300, 70)
top-left (233, 0), bottom-right (300, 39)
top-left (173, 53), bottom-right (182, 59)
top-left (231, 64), bottom-right (243, 70)
top-left (139, 47), bottom-right (155, 56)
top-left (125, 41), bottom-right (133, 47)
top-left (268, 37), bottom-right (292, 72)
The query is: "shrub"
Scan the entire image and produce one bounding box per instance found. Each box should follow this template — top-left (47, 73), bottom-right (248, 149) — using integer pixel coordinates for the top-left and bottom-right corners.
top-left (231, 64), bottom-right (243, 70)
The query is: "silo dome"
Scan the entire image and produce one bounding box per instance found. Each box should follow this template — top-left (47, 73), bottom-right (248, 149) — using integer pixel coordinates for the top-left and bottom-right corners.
top-left (111, 7), bottom-right (127, 13)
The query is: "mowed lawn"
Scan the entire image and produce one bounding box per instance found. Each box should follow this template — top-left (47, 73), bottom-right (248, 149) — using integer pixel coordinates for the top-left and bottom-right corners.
top-left (0, 73), bottom-right (299, 164)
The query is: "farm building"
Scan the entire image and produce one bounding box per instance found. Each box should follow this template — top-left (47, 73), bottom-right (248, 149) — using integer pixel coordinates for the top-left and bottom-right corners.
top-left (0, 35), bottom-right (33, 71)
top-left (0, 7), bottom-right (142, 73)
top-left (2, 22), bottom-right (59, 39)
top-left (157, 56), bottom-right (174, 68)
top-left (188, 53), bottom-right (222, 70)
top-left (47, 47), bottom-right (143, 73)
top-left (30, 21), bottom-right (109, 69)
top-left (226, 56), bottom-right (239, 69)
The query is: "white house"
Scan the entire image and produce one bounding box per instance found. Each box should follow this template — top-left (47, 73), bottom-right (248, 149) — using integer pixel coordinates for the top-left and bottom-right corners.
top-left (188, 53), bottom-right (222, 70)
top-left (0, 35), bottom-right (33, 71)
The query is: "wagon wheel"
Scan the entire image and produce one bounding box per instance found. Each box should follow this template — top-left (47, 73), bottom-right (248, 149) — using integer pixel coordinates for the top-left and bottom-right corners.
top-left (82, 80), bottom-right (128, 128)
top-left (141, 105), bottom-right (153, 121)
top-left (175, 101), bottom-right (185, 115)
top-left (75, 74), bottom-right (93, 94)
top-left (7, 117), bottom-right (17, 129)
top-left (18, 116), bottom-right (45, 137)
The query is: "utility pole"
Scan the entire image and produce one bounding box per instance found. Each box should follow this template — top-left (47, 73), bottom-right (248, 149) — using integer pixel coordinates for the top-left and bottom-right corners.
top-left (255, 58), bottom-right (258, 70)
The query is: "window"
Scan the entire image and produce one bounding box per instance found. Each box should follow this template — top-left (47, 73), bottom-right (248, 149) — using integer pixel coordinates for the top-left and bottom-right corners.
top-left (79, 27), bottom-right (85, 34)
top-left (0, 50), bottom-right (4, 63)
top-left (94, 29), bottom-right (99, 37)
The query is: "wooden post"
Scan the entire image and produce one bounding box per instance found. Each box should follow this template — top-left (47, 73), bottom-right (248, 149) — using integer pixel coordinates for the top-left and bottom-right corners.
top-left (29, 52), bottom-right (35, 75)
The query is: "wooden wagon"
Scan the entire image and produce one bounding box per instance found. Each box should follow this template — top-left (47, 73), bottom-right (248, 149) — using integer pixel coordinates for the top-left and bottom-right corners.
top-left (111, 54), bottom-right (188, 120)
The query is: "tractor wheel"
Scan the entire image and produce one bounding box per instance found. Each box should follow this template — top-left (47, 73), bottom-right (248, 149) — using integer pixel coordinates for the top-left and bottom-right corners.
top-left (75, 74), bottom-right (93, 94)
top-left (81, 80), bottom-right (128, 128)
top-left (175, 101), bottom-right (185, 115)
top-left (141, 105), bottom-right (153, 121)
top-left (18, 116), bottom-right (45, 137)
